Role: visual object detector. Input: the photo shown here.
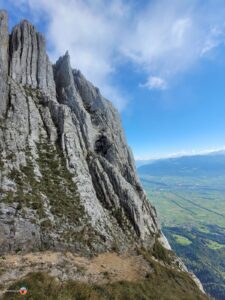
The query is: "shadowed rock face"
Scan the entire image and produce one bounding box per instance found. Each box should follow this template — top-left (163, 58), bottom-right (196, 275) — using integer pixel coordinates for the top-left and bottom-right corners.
top-left (0, 11), bottom-right (165, 255)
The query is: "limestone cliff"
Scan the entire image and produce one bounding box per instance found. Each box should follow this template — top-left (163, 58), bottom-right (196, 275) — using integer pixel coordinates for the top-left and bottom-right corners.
top-left (0, 11), bottom-right (207, 299)
top-left (0, 10), bottom-right (163, 254)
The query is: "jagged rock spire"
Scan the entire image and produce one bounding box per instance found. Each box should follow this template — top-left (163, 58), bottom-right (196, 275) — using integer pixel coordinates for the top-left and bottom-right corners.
top-left (9, 17), bottom-right (56, 97)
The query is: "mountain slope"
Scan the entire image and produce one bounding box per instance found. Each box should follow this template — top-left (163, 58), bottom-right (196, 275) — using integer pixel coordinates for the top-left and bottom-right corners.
top-left (0, 11), bottom-right (208, 299)
top-left (0, 12), bottom-right (160, 254)
top-left (138, 152), bottom-right (225, 177)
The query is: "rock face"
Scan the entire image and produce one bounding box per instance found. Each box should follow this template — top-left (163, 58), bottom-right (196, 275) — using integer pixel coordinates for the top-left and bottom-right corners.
top-left (9, 19), bottom-right (56, 98)
top-left (0, 11), bottom-right (166, 255)
top-left (0, 11), bottom-right (8, 118)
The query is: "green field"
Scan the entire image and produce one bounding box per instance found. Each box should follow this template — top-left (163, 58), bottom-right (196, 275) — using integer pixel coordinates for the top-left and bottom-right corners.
top-left (141, 175), bottom-right (225, 228)
top-left (172, 234), bottom-right (192, 246)
top-left (140, 174), bottom-right (225, 300)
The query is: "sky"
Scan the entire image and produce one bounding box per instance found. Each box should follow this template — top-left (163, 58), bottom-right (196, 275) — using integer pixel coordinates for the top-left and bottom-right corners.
top-left (2, 0), bottom-right (225, 160)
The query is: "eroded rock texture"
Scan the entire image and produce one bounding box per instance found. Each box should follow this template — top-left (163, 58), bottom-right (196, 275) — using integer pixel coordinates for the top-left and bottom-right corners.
top-left (0, 11), bottom-right (165, 255)
top-left (0, 11), bottom-right (8, 117)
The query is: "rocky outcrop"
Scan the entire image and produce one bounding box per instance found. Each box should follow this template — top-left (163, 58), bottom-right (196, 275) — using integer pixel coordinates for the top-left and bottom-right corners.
top-left (0, 11), bottom-right (8, 118)
top-left (9, 19), bottom-right (56, 98)
top-left (0, 11), bottom-right (165, 255)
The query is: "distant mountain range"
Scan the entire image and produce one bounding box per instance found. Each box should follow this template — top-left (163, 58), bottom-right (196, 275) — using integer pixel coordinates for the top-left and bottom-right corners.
top-left (137, 151), bottom-right (225, 177)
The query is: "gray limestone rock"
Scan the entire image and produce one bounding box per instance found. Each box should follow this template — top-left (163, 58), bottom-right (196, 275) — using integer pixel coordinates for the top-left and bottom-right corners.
top-left (0, 10), bottom-right (8, 118)
top-left (0, 10), bottom-right (165, 254)
top-left (9, 19), bottom-right (56, 99)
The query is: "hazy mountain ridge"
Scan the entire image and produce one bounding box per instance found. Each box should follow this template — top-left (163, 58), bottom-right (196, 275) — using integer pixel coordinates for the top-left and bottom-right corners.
top-left (138, 151), bottom-right (225, 177)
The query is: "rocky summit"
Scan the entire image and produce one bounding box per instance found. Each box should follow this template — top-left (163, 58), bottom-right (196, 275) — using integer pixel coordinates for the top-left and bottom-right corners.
top-left (0, 10), bottom-right (163, 254)
top-left (0, 11), bottom-right (208, 299)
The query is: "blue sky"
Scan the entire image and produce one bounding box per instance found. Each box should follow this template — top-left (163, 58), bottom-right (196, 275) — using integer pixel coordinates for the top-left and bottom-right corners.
top-left (2, 0), bottom-right (225, 159)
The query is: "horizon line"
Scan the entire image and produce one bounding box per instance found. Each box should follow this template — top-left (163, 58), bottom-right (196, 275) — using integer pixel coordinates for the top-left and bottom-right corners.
top-left (135, 146), bottom-right (225, 161)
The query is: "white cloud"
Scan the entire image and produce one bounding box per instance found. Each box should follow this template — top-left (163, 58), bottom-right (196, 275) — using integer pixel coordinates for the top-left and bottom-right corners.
top-left (121, 0), bottom-right (225, 88)
top-left (140, 76), bottom-right (167, 90)
top-left (6, 0), bottom-right (225, 108)
top-left (201, 25), bottom-right (225, 55)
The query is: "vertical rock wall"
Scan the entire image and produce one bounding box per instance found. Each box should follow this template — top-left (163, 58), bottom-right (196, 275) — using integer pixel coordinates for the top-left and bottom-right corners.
top-left (0, 10), bottom-right (167, 254)
top-left (0, 11), bottom-right (9, 118)
top-left (9, 20), bottom-right (56, 98)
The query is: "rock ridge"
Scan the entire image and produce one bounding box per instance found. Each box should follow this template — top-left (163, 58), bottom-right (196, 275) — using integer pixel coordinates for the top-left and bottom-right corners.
top-left (0, 10), bottom-right (165, 254)
top-left (9, 18), bottom-right (56, 99)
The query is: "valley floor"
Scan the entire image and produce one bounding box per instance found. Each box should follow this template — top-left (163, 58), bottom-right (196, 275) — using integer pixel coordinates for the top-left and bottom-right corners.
top-left (140, 174), bottom-right (225, 300)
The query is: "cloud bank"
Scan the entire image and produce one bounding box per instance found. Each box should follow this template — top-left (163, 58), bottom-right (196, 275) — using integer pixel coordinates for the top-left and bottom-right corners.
top-left (6, 0), bottom-right (225, 109)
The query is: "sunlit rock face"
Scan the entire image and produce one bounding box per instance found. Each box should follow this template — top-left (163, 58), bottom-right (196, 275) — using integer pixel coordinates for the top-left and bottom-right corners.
top-left (0, 10), bottom-right (9, 118)
top-left (0, 10), bottom-right (165, 255)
